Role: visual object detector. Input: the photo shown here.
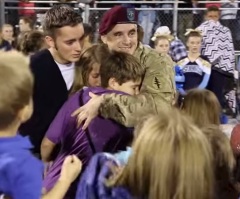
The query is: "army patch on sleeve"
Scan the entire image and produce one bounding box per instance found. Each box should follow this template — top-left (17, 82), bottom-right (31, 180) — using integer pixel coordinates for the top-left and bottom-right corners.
top-left (153, 76), bottom-right (161, 89)
top-left (127, 8), bottom-right (135, 21)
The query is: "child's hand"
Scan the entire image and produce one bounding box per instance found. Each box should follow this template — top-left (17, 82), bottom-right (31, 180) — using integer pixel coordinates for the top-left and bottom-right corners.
top-left (59, 155), bottom-right (82, 184)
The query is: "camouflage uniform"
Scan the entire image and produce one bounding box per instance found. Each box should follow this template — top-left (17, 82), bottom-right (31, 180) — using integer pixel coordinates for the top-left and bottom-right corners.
top-left (99, 44), bottom-right (176, 127)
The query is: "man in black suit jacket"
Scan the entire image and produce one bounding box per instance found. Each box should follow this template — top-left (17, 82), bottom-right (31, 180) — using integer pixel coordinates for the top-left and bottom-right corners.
top-left (19, 5), bottom-right (85, 156)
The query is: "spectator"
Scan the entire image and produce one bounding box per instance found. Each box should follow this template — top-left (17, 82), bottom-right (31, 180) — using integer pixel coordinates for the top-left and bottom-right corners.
top-left (153, 35), bottom-right (172, 56)
top-left (176, 30), bottom-right (211, 96)
top-left (21, 31), bottom-right (47, 56)
top-left (17, 16), bottom-right (34, 50)
top-left (1, 24), bottom-right (15, 47)
top-left (220, 0), bottom-right (238, 49)
top-left (151, 26), bottom-right (187, 62)
top-left (197, 6), bottom-right (236, 115)
top-left (19, 16), bottom-right (33, 34)
top-left (18, 0), bottom-right (35, 18)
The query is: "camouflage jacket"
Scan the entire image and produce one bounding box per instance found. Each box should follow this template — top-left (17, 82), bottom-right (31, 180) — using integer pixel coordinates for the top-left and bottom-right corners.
top-left (99, 44), bottom-right (176, 127)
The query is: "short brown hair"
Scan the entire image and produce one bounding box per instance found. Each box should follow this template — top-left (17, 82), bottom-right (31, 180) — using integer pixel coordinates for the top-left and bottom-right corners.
top-left (100, 51), bottom-right (145, 88)
top-left (186, 31), bottom-right (202, 41)
top-left (43, 5), bottom-right (83, 37)
top-left (21, 30), bottom-right (45, 55)
top-left (206, 6), bottom-right (220, 14)
top-left (0, 52), bottom-right (33, 130)
top-left (20, 16), bottom-right (34, 29)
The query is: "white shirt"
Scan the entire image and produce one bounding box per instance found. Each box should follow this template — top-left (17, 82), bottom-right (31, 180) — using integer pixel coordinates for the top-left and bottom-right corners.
top-left (55, 62), bottom-right (75, 90)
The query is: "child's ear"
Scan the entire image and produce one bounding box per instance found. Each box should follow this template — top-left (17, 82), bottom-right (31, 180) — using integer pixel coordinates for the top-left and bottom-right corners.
top-left (108, 78), bottom-right (119, 89)
top-left (17, 99), bottom-right (33, 123)
top-left (108, 77), bottom-right (116, 88)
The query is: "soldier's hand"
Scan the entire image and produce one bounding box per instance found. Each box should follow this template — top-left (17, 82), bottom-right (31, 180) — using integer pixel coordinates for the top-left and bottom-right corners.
top-left (71, 92), bottom-right (103, 129)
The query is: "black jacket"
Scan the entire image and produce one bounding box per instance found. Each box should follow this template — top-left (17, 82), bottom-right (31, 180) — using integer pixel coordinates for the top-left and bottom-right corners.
top-left (19, 49), bottom-right (68, 154)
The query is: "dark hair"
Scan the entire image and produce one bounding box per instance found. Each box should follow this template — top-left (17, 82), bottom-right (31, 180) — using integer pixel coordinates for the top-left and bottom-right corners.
top-left (43, 5), bottom-right (83, 37)
top-left (206, 6), bottom-right (220, 14)
top-left (100, 51), bottom-right (145, 88)
top-left (83, 23), bottom-right (94, 43)
top-left (21, 31), bottom-right (45, 55)
top-left (137, 25), bottom-right (144, 42)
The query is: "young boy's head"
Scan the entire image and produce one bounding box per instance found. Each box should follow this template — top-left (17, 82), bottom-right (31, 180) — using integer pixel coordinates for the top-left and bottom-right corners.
top-left (205, 6), bottom-right (220, 22)
top-left (0, 51), bottom-right (33, 133)
top-left (100, 51), bottom-right (145, 95)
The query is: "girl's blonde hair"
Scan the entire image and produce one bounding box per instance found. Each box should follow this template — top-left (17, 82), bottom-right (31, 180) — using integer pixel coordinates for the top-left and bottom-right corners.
top-left (182, 89), bottom-right (221, 127)
top-left (70, 44), bottom-right (109, 95)
top-left (154, 35), bottom-right (171, 47)
top-left (108, 108), bottom-right (214, 199)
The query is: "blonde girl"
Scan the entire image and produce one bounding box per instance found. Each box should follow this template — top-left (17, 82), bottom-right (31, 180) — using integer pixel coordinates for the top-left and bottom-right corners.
top-left (78, 108), bottom-right (214, 199)
top-left (181, 89), bottom-right (221, 127)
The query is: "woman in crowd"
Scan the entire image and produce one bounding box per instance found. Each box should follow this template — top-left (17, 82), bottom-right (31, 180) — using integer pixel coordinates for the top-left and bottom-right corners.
top-left (1, 24), bottom-right (15, 47)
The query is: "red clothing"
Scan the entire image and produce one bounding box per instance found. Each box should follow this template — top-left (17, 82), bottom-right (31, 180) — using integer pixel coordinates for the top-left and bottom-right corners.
top-left (18, 1), bottom-right (35, 16)
top-left (205, 3), bottom-right (221, 8)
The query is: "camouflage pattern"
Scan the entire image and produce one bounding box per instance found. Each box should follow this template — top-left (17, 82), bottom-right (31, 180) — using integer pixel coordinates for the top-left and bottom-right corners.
top-left (99, 44), bottom-right (176, 127)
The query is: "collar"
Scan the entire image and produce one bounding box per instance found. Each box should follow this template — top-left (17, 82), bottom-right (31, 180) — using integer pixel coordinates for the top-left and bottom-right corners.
top-left (0, 135), bottom-right (33, 152)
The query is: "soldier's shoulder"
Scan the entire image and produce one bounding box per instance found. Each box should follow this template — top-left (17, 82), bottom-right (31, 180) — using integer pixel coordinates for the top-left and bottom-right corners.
top-left (141, 45), bottom-right (173, 63)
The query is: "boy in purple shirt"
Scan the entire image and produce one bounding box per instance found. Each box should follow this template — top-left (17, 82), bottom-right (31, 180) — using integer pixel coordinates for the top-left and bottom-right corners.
top-left (41, 50), bottom-right (144, 198)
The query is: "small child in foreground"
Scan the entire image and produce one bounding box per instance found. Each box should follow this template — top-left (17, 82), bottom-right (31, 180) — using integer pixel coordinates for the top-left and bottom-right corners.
top-left (0, 51), bottom-right (82, 199)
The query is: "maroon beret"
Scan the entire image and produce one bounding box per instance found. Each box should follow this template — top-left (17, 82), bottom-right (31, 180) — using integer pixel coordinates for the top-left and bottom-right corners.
top-left (99, 5), bottom-right (138, 35)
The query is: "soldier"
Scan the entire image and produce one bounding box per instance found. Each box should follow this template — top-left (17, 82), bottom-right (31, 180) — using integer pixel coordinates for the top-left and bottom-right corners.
top-left (73, 5), bottom-right (176, 128)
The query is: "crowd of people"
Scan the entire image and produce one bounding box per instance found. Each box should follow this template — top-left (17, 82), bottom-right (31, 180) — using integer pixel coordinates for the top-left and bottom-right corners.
top-left (1, 2), bottom-right (240, 199)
